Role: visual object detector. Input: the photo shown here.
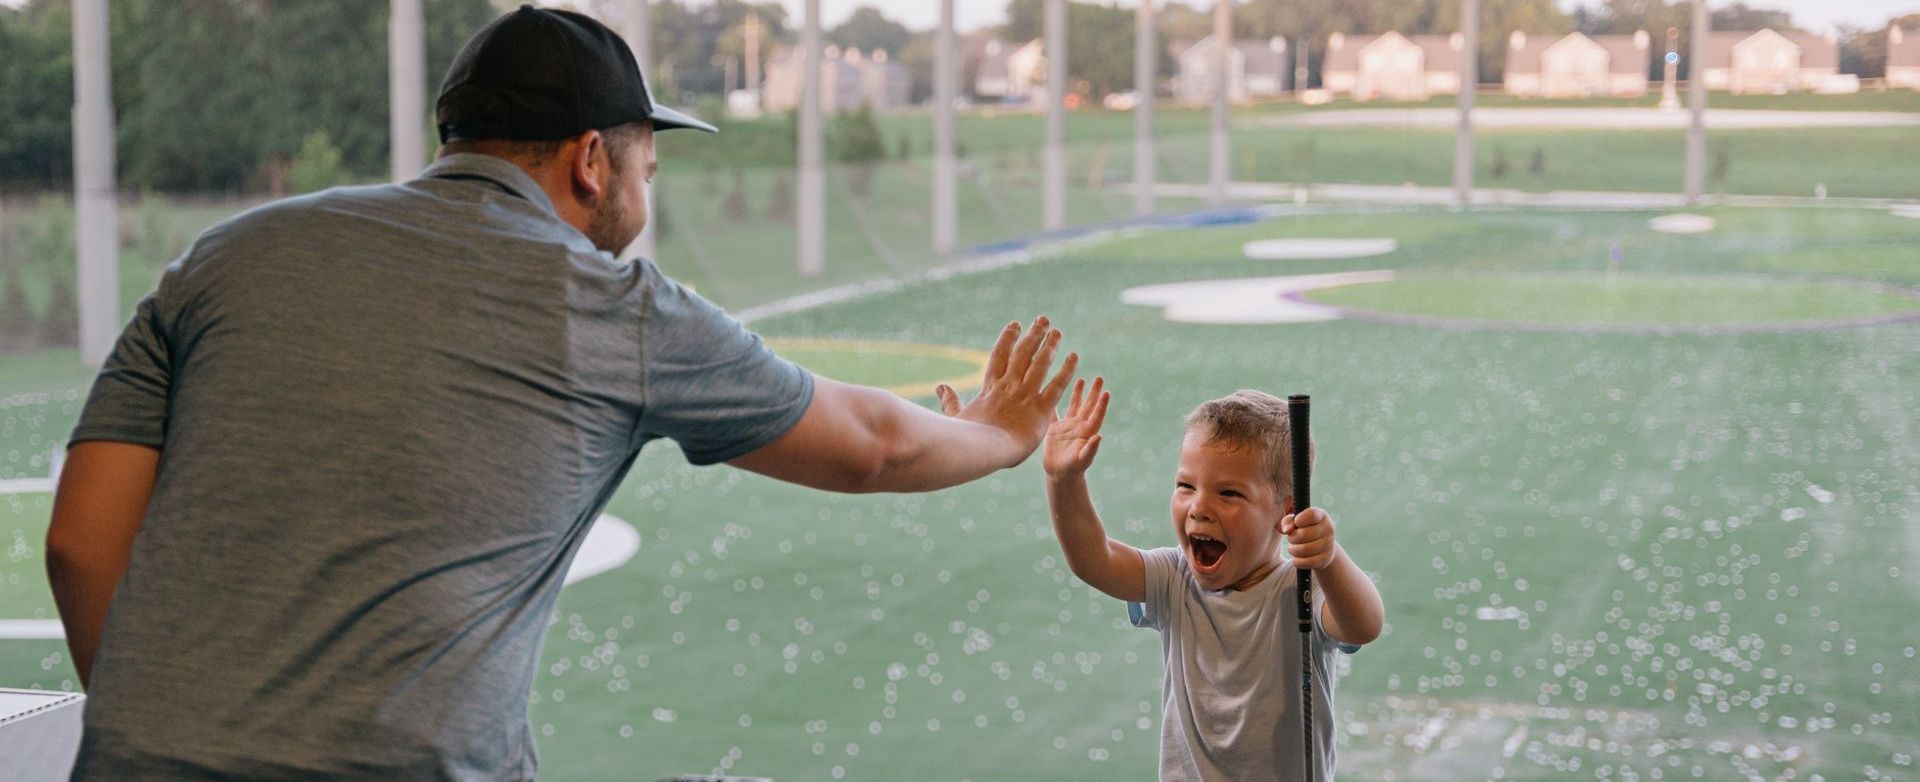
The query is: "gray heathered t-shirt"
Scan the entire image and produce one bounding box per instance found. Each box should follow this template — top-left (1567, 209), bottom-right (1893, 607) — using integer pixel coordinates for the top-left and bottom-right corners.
top-left (66, 154), bottom-right (814, 781)
top-left (1130, 547), bottom-right (1345, 782)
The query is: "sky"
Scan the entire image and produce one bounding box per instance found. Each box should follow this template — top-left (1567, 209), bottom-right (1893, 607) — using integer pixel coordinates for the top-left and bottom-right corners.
top-left (770, 0), bottom-right (1920, 36)
top-left (2, 0), bottom-right (1910, 35)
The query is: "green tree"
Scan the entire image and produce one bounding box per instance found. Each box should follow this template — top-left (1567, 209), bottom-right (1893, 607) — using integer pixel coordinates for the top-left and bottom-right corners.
top-left (288, 130), bottom-right (351, 195)
top-left (0, 0), bottom-right (493, 193)
top-left (0, 1), bottom-right (76, 186)
top-left (41, 267), bottom-right (77, 347)
top-left (1002, 0), bottom-right (1175, 97)
top-left (829, 105), bottom-right (888, 198)
top-left (654, 1), bottom-right (789, 102)
top-left (828, 6), bottom-right (910, 56)
top-left (0, 260), bottom-right (35, 351)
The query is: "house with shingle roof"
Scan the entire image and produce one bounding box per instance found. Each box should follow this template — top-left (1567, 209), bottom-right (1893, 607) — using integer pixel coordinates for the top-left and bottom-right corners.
top-left (1173, 35), bottom-right (1291, 104)
top-left (1696, 29), bottom-right (1841, 94)
top-left (1889, 25), bottom-right (1920, 90)
top-left (1322, 31), bottom-right (1467, 101)
top-left (763, 45), bottom-right (909, 113)
top-left (973, 38), bottom-right (1045, 103)
top-left (1504, 31), bottom-right (1651, 97)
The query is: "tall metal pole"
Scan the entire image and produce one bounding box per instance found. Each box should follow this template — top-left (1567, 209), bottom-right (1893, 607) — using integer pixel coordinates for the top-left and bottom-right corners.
top-left (745, 13), bottom-right (762, 97)
top-left (72, 0), bottom-right (118, 366)
top-left (1684, 0), bottom-right (1709, 204)
top-left (933, 0), bottom-right (957, 254)
top-left (799, 0), bottom-right (825, 274)
top-left (1295, 34), bottom-right (1309, 92)
top-left (1043, 0), bottom-right (1067, 231)
top-left (1659, 26), bottom-right (1681, 110)
top-left (389, 0), bottom-right (426, 182)
top-left (1453, 0), bottom-right (1479, 206)
top-left (1133, 0), bottom-right (1156, 217)
top-left (622, 0), bottom-right (658, 260)
top-left (1209, 0), bottom-right (1231, 205)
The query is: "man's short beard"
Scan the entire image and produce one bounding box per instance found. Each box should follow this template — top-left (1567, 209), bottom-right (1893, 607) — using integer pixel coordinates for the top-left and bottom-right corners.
top-left (584, 173), bottom-right (640, 255)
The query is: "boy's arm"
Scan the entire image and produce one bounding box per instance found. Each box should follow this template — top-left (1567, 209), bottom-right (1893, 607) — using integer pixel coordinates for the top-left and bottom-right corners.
top-left (1312, 544), bottom-right (1384, 646)
top-left (1047, 471), bottom-right (1146, 603)
top-left (1041, 377), bottom-right (1145, 602)
top-left (1283, 508), bottom-right (1384, 646)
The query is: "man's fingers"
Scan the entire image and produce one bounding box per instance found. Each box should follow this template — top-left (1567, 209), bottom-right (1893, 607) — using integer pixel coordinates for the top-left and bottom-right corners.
top-left (1022, 329), bottom-right (1063, 390)
top-left (981, 320), bottom-right (1019, 385)
top-left (1041, 351), bottom-right (1079, 406)
top-left (1006, 316), bottom-right (1049, 381)
top-left (935, 384), bottom-right (961, 416)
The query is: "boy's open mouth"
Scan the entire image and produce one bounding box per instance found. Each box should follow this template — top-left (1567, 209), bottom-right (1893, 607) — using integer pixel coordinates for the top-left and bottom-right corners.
top-left (1189, 533), bottom-right (1227, 571)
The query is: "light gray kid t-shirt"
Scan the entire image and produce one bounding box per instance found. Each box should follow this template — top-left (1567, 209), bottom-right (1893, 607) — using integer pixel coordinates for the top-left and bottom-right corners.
top-left (1130, 546), bottom-right (1345, 782)
top-left (66, 154), bottom-right (814, 781)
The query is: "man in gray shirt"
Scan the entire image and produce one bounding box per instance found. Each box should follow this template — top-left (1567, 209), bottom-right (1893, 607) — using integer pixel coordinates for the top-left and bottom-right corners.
top-left (45, 7), bottom-right (1076, 780)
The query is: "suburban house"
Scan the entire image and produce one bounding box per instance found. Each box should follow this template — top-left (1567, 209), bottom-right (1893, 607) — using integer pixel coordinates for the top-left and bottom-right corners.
top-left (1695, 29), bottom-right (1843, 93)
top-left (973, 38), bottom-right (1046, 103)
top-left (763, 44), bottom-right (910, 113)
top-left (1889, 25), bottom-right (1920, 90)
top-left (1504, 30), bottom-right (1651, 97)
top-left (1172, 35), bottom-right (1290, 104)
top-left (1323, 31), bottom-right (1466, 101)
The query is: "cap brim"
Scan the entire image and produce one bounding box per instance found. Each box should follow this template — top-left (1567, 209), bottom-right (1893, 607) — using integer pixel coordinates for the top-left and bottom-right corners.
top-left (651, 104), bottom-right (717, 134)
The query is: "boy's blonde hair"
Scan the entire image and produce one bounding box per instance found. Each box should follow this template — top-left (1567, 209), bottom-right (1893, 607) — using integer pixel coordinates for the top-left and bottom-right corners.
top-left (1184, 390), bottom-right (1313, 504)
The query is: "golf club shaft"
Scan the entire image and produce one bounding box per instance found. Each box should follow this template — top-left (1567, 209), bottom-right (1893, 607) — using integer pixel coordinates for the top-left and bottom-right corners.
top-left (1288, 394), bottom-right (1314, 781)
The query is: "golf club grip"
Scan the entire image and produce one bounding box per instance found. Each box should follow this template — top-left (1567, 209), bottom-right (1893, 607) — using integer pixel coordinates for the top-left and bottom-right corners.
top-left (1288, 394), bottom-right (1314, 781)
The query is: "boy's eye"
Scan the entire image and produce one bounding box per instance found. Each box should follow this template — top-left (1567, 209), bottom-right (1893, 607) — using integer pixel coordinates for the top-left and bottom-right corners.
top-left (1221, 490), bottom-right (1242, 499)
top-left (1175, 482), bottom-right (1194, 491)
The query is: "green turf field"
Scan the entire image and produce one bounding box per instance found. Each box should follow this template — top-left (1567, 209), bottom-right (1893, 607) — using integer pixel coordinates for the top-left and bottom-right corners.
top-left (2, 204), bottom-right (1914, 780)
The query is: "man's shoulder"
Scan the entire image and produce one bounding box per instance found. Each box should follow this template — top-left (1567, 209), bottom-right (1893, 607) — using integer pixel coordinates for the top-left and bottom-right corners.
top-left (202, 185), bottom-right (406, 243)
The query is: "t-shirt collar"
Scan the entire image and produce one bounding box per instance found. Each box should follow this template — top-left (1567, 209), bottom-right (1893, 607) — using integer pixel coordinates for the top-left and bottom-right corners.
top-left (420, 154), bottom-right (560, 218)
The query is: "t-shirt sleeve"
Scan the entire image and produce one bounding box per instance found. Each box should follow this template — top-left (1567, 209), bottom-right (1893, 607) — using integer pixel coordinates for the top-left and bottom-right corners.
top-left (1128, 546), bottom-right (1184, 631)
top-left (1306, 570), bottom-right (1362, 655)
top-left (70, 284), bottom-right (177, 449)
top-left (637, 272), bottom-right (814, 465)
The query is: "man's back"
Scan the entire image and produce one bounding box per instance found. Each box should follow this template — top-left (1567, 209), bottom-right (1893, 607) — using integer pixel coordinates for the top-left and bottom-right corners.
top-left (68, 156), bottom-right (812, 780)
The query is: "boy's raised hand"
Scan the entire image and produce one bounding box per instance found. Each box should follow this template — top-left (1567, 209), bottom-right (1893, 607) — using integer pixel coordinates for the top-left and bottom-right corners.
top-left (1043, 377), bottom-right (1109, 478)
top-left (1280, 508), bottom-right (1337, 570)
top-left (934, 317), bottom-right (1080, 466)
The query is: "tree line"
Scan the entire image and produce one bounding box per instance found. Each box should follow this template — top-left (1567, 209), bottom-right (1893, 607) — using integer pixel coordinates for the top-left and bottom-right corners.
top-left (3, 0), bottom-right (1912, 195)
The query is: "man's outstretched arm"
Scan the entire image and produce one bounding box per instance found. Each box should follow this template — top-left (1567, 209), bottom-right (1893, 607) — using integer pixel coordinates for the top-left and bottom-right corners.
top-left (47, 441), bottom-right (160, 688)
top-left (729, 317), bottom-right (1077, 493)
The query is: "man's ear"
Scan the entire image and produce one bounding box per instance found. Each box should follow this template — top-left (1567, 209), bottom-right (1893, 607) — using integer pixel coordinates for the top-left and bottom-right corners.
top-left (567, 129), bottom-right (609, 203)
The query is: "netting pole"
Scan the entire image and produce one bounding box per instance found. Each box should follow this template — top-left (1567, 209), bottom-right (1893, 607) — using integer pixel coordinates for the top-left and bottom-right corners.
top-left (1453, 0), bottom-right (1478, 207)
top-left (1209, 0), bottom-right (1231, 205)
top-left (933, 0), bottom-right (957, 254)
top-left (72, 0), bottom-right (119, 366)
top-left (798, 0), bottom-right (825, 275)
top-left (1133, 0), bottom-right (1155, 217)
top-left (1684, 0), bottom-right (1709, 204)
top-left (1043, 0), bottom-right (1067, 231)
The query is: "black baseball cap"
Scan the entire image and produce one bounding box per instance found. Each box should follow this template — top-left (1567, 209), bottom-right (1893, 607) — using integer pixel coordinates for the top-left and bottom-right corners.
top-left (435, 4), bottom-right (715, 143)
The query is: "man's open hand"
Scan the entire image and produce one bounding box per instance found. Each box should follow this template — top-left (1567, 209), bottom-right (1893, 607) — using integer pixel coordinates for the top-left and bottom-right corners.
top-left (934, 317), bottom-right (1078, 468)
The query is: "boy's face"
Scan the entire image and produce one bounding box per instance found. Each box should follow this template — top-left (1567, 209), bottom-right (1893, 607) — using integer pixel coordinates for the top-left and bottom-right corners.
top-left (1170, 431), bottom-right (1290, 592)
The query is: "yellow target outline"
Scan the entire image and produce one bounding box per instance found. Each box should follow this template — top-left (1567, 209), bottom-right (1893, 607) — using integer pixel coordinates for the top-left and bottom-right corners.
top-left (764, 338), bottom-right (989, 399)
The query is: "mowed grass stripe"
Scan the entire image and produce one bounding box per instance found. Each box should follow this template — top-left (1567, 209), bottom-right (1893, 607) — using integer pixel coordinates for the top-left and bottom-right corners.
top-left (1303, 273), bottom-right (1920, 327)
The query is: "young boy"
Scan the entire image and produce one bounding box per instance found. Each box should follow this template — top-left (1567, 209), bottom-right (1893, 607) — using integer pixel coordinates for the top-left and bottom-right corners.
top-left (1042, 382), bottom-right (1384, 781)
